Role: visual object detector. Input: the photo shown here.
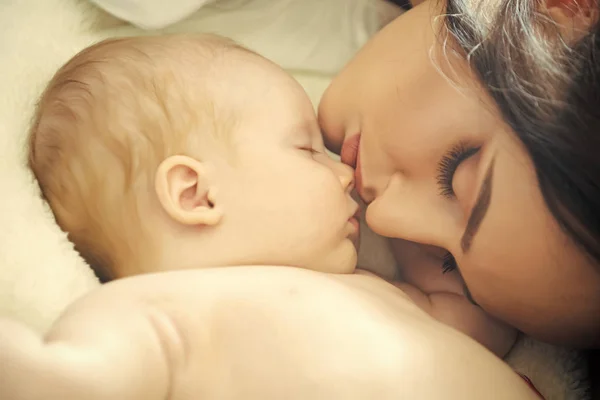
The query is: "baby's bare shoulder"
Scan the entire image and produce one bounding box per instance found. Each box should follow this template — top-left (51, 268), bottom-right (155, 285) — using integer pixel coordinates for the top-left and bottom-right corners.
top-left (64, 266), bottom-right (423, 339)
top-left (39, 266), bottom-right (536, 400)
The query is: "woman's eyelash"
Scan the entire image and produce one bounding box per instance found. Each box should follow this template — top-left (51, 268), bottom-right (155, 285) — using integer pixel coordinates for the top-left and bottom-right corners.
top-left (442, 252), bottom-right (458, 274)
top-left (436, 143), bottom-right (480, 198)
top-left (441, 253), bottom-right (477, 305)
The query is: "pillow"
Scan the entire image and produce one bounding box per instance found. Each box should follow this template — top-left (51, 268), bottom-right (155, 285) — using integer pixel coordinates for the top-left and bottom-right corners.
top-left (89, 0), bottom-right (215, 30)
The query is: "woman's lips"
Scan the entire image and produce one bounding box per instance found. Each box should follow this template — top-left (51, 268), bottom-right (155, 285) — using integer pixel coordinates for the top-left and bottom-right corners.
top-left (340, 134), bottom-right (363, 197)
top-left (340, 134), bottom-right (360, 168)
top-left (355, 149), bottom-right (363, 197)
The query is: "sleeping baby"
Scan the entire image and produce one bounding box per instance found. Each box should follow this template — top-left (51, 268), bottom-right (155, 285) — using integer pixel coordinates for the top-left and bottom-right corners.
top-left (0, 34), bottom-right (541, 399)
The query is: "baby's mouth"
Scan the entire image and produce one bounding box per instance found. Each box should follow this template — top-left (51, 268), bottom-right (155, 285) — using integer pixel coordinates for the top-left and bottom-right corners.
top-left (347, 206), bottom-right (361, 248)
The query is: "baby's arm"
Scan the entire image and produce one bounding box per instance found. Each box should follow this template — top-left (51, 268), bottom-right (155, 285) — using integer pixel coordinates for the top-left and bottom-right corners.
top-left (393, 282), bottom-right (518, 357)
top-left (0, 304), bottom-right (170, 400)
top-left (0, 267), bottom-right (536, 400)
top-left (390, 240), bottom-right (518, 358)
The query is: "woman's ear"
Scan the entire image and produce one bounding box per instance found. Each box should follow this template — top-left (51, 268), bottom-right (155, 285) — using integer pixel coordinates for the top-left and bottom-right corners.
top-left (545, 0), bottom-right (598, 43)
top-left (155, 155), bottom-right (223, 226)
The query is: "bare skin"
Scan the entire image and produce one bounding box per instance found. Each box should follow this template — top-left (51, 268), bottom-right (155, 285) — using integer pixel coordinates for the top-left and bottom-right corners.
top-left (319, 0), bottom-right (600, 347)
top-left (0, 267), bottom-right (539, 400)
top-left (12, 35), bottom-right (543, 400)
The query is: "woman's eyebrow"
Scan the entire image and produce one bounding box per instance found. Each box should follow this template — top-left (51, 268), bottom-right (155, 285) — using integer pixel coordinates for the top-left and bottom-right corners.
top-left (461, 158), bottom-right (495, 253)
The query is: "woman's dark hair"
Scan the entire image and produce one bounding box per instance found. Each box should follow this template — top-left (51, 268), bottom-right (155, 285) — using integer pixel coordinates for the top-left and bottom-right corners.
top-left (388, 0), bottom-right (413, 10)
top-left (443, 0), bottom-right (600, 267)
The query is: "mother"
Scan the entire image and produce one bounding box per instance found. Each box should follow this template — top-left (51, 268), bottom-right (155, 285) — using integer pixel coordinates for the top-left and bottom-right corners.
top-left (320, 0), bottom-right (600, 346)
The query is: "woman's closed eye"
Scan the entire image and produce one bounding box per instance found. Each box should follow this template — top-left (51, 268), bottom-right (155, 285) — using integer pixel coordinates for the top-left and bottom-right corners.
top-left (436, 142), bottom-right (481, 277)
top-left (442, 251), bottom-right (458, 274)
top-left (436, 142), bottom-right (481, 198)
top-left (441, 251), bottom-right (478, 305)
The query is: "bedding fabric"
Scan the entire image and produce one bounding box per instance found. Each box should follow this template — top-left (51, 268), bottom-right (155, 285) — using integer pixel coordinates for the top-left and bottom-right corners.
top-left (88, 0), bottom-right (215, 29)
top-left (0, 0), bottom-right (589, 398)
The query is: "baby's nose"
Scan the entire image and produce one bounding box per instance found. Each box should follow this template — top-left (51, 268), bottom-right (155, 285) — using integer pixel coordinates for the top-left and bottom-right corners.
top-left (336, 161), bottom-right (355, 193)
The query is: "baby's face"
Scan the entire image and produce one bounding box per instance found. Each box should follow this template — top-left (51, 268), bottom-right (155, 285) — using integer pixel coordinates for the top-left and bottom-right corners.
top-left (30, 35), bottom-right (359, 281)
top-left (209, 52), bottom-right (360, 273)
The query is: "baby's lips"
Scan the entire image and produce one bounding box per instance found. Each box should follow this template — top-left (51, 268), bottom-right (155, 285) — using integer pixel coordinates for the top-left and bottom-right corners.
top-left (352, 203), bottom-right (361, 220)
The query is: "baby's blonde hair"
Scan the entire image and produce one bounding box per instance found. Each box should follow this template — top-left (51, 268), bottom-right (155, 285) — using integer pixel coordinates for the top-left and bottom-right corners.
top-left (29, 34), bottom-right (243, 281)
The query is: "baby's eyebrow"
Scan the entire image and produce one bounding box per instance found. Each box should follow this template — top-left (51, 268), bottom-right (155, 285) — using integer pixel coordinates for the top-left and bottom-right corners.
top-left (461, 157), bottom-right (495, 253)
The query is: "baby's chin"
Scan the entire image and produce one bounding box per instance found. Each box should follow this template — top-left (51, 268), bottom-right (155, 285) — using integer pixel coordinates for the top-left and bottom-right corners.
top-left (308, 241), bottom-right (359, 275)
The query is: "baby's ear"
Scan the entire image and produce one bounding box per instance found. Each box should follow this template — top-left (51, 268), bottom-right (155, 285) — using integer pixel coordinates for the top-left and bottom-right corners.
top-left (155, 155), bottom-right (223, 226)
top-left (545, 0), bottom-right (598, 43)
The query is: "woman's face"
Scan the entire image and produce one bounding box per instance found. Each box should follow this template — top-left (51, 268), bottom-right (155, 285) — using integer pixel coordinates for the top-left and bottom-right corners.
top-left (319, 1), bottom-right (600, 346)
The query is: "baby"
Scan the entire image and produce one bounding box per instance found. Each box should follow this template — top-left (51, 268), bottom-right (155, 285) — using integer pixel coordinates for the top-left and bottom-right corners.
top-left (0, 34), bottom-right (537, 400)
top-left (28, 34), bottom-right (360, 282)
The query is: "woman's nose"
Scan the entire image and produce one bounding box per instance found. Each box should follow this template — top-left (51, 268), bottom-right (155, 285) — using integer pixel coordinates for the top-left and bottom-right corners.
top-left (358, 160), bottom-right (388, 204)
top-left (354, 136), bottom-right (394, 204)
top-left (365, 177), bottom-right (453, 249)
top-left (359, 187), bottom-right (376, 204)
